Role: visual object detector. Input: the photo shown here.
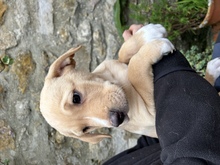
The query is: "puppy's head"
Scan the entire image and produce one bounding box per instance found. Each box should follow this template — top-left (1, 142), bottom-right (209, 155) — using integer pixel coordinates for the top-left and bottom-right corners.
top-left (40, 46), bottom-right (129, 144)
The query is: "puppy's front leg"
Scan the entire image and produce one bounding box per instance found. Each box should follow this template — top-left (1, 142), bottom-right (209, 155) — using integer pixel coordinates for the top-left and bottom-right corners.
top-left (119, 24), bottom-right (167, 64)
top-left (128, 39), bottom-right (174, 116)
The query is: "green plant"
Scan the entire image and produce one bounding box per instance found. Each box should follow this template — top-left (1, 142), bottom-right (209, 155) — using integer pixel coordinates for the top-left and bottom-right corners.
top-left (113, 0), bottom-right (129, 39)
top-left (182, 45), bottom-right (212, 76)
top-left (0, 159), bottom-right (10, 165)
top-left (0, 55), bottom-right (13, 72)
top-left (1, 55), bottom-right (13, 65)
top-left (129, 0), bottom-right (207, 40)
top-left (114, 0), bottom-right (207, 41)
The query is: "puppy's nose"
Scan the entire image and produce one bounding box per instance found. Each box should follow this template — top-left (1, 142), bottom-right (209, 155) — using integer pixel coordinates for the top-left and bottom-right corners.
top-left (109, 110), bottom-right (125, 127)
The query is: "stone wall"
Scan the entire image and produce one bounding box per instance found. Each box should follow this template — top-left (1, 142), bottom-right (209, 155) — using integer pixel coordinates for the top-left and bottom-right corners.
top-left (0, 0), bottom-right (139, 164)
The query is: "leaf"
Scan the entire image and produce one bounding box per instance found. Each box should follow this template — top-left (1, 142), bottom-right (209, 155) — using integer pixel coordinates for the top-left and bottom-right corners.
top-left (1, 55), bottom-right (13, 65)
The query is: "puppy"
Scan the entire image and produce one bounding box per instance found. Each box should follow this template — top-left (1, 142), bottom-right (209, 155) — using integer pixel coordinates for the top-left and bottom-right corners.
top-left (40, 24), bottom-right (175, 144)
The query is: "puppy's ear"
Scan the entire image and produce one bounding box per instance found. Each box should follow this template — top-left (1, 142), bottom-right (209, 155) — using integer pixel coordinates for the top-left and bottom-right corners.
top-left (46, 45), bottom-right (82, 79)
top-left (78, 133), bottom-right (111, 144)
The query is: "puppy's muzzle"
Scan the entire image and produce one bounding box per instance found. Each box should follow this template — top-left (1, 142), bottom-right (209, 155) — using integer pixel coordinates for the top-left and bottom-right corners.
top-left (109, 110), bottom-right (126, 127)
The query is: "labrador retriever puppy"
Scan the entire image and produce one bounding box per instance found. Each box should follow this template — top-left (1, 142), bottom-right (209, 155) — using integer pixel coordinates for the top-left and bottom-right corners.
top-left (40, 24), bottom-right (175, 144)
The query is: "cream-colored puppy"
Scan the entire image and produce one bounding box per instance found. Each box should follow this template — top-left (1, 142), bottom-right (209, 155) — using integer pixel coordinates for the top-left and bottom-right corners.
top-left (40, 24), bottom-right (175, 144)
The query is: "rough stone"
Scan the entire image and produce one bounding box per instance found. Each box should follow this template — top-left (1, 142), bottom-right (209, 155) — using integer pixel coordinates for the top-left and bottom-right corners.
top-left (74, 46), bottom-right (91, 71)
top-left (15, 100), bottom-right (30, 120)
top-left (10, 51), bottom-right (36, 93)
top-left (0, 0), bottom-right (6, 24)
top-left (0, 120), bottom-right (15, 151)
top-left (57, 28), bottom-right (71, 43)
top-left (38, 0), bottom-right (54, 35)
top-left (77, 20), bottom-right (92, 42)
top-left (14, 0), bottom-right (30, 36)
top-left (0, 84), bottom-right (3, 93)
top-left (0, 60), bottom-right (4, 72)
top-left (0, 84), bottom-right (5, 110)
top-left (0, 0), bottom-right (139, 164)
top-left (0, 27), bottom-right (17, 50)
top-left (55, 131), bottom-right (65, 144)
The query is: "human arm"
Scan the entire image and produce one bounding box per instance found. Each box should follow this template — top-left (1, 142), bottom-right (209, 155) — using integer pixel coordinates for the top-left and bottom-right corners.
top-left (153, 50), bottom-right (220, 164)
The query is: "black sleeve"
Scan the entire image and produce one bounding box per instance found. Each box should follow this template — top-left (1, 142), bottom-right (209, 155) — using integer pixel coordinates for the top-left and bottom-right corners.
top-left (153, 50), bottom-right (220, 164)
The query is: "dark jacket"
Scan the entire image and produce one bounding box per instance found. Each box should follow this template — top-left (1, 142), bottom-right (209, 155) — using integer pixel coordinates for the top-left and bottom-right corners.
top-left (104, 50), bottom-right (220, 165)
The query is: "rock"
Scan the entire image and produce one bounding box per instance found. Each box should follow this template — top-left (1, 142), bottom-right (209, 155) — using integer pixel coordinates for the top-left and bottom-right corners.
top-left (0, 0), bottom-right (139, 164)
top-left (55, 131), bottom-right (65, 144)
top-left (13, 0), bottom-right (30, 35)
top-left (87, 0), bottom-right (101, 11)
top-left (92, 26), bottom-right (106, 63)
top-left (57, 28), bottom-right (71, 43)
top-left (0, 60), bottom-right (5, 72)
top-left (15, 100), bottom-right (30, 120)
top-left (0, 84), bottom-right (3, 93)
top-left (10, 51), bottom-right (36, 93)
top-left (77, 20), bottom-right (91, 42)
top-left (37, 0), bottom-right (54, 35)
top-left (0, 82), bottom-right (6, 110)
top-left (0, 120), bottom-right (15, 151)
top-left (74, 46), bottom-right (91, 72)
top-left (0, 0), bottom-right (7, 24)
top-left (0, 28), bottom-right (17, 50)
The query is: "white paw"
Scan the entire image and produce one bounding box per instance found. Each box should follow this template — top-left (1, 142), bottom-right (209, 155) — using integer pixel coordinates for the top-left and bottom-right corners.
top-left (207, 58), bottom-right (220, 79)
top-left (136, 24), bottom-right (167, 42)
top-left (158, 38), bottom-right (175, 56)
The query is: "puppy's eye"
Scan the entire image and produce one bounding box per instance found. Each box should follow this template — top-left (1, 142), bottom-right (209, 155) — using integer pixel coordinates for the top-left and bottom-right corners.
top-left (72, 92), bottom-right (81, 104)
top-left (82, 127), bottom-right (90, 133)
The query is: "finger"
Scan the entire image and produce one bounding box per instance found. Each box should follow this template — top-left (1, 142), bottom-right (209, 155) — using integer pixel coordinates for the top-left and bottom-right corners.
top-left (122, 30), bottom-right (132, 41)
top-left (129, 24), bottom-right (143, 34)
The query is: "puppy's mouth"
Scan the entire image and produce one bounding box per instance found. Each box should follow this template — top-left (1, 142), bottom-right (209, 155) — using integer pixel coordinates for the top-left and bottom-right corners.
top-left (109, 110), bottom-right (129, 127)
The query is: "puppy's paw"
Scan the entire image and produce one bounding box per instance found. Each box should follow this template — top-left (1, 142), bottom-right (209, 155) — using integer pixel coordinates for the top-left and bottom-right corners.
top-left (206, 58), bottom-right (220, 80)
top-left (157, 38), bottom-right (175, 56)
top-left (136, 24), bottom-right (167, 42)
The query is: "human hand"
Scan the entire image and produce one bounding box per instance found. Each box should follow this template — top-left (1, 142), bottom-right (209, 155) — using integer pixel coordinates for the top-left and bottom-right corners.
top-left (122, 24), bottom-right (143, 41)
